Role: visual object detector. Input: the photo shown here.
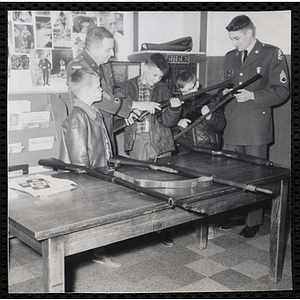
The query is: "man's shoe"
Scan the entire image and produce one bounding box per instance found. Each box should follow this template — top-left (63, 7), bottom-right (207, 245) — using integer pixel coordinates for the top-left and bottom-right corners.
top-left (92, 248), bottom-right (122, 268)
top-left (159, 230), bottom-right (174, 247)
top-left (217, 218), bottom-right (245, 231)
top-left (239, 225), bottom-right (259, 238)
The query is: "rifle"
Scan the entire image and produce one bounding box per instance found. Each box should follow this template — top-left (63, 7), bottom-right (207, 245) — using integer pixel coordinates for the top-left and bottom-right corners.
top-left (113, 79), bottom-right (232, 133)
top-left (109, 155), bottom-right (273, 195)
top-left (38, 157), bottom-right (184, 208)
top-left (177, 144), bottom-right (280, 167)
top-left (173, 73), bottom-right (262, 140)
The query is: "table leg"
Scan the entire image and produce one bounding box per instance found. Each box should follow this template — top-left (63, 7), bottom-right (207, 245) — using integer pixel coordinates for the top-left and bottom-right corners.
top-left (196, 218), bottom-right (208, 250)
top-left (42, 236), bottom-right (65, 293)
top-left (269, 178), bottom-right (289, 283)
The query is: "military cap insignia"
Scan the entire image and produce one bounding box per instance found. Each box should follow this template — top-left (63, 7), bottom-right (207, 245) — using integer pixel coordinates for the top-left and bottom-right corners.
top-left (279, 70), bottom-right (287, 83)
top-left (278, 49), bottom-right (283, 60)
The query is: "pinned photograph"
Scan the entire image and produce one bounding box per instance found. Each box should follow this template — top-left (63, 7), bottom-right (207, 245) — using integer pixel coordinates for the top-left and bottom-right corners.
top-left (12, 11), bottom-right (32, 23)
top-left (35, 16), bottom-right (52, 48)
top-left (10, 54), bottom-right (30, 70)
top-left (72, 14), bottom-right (97, 34)
top-left (53, 11), bottom-right (72, 48)
top-left (14, 24), bottom-right (34, 53)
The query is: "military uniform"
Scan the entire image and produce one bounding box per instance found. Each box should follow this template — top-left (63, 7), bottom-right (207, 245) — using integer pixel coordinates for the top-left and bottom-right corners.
top-left (223, 39), bottom-right (290, 146)
top-left (66, 49), bottom-right (132, 153)
top-left (222, 39), bottom-right (290, 228)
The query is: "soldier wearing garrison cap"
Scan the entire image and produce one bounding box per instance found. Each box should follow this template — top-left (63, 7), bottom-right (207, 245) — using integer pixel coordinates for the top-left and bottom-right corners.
top-left (66, 26), bottom-right (160, 154)
top-left (218, 15), bottom-right (290, 237)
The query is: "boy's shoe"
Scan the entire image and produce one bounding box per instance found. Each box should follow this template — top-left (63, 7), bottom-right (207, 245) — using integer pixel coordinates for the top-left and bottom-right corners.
top-left (92, 248), bottom-right (122, 268)
top-left (217, 218), bottom-right (245, 231)
top-left (239, 225), bottom-right (259, 238)
top-left (208, 226), bottom-right (216, 240)
top-left (159, 230), bottom-right (174, 247)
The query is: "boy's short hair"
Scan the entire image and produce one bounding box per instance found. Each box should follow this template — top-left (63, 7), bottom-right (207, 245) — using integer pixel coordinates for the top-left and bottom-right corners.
top-left (145, 53), bottom-right (169, 76)
top-left (226, 15), bottom-right (255, 35)
top-left (68, 68), bottom-right (99, 96)
top-left (175, 70), bottom-right (197, 90)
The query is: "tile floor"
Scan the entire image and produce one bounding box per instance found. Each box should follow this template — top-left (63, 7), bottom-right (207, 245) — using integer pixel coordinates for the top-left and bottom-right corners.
top-left (8, 214), bottom-right (293, 295)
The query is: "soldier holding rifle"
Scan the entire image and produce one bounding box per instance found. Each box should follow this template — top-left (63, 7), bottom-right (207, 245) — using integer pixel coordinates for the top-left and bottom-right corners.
top-left (218, 15), bottom-right (290, 237)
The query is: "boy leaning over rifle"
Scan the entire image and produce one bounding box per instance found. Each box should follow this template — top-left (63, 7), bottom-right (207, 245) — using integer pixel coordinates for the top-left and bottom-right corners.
top-left (59, 68), bottom-right (122, 268)
top-left (173, 71), bottom-right (226, 239)
top-left (174, 71), bottom-right (226, 153)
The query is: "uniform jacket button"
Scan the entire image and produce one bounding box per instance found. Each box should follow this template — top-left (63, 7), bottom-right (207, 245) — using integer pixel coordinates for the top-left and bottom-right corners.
top-left (240, 73), bottom-right (243, 76)
top-left (239, 81), bottom-right (243, 85)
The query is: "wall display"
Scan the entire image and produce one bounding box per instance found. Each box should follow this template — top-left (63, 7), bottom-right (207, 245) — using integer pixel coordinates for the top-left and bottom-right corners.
top-left (8, 10), bottom-right (134, 93)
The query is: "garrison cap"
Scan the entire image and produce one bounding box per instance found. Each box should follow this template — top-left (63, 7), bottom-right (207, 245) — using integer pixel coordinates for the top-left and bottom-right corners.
top-left (226, 15), bottom-right (253, 32)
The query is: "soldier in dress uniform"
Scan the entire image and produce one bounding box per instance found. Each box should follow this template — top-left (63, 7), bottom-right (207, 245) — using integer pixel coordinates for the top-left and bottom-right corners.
top-left (218, 15), bottom-right (290, 237)
top-left (66, 26), bottom-right (160, 154)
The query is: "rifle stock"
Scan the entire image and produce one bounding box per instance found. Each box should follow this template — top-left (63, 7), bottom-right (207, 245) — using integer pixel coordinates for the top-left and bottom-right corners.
top-left (113, 79), bottom-right (232, 133)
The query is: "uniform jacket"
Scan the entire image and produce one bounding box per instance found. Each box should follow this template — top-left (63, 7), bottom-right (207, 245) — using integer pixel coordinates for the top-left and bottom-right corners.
top-left (59, 100), bottom-right (111, 168)
top-left (120, 76), bottom-right (182, 156)
top-left (223, 39), bottom-right (290, 145)
top-left (175, 93), bottom-right (226, 150)
top-left (66, 49), bottom-right (132, 153)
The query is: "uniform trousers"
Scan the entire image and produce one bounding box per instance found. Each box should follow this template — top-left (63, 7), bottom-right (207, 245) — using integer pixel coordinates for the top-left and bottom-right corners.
top-left (223, 143), bottom-right (268, 227)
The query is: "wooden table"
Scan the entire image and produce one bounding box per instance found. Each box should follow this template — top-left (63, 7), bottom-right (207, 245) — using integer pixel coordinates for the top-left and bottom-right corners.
top-left (8, 153), bottom-right (290, 293)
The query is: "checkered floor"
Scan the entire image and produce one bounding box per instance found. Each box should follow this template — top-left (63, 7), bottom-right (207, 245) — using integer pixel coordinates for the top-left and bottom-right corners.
top-left (8, 214), bottom-right (292, 294)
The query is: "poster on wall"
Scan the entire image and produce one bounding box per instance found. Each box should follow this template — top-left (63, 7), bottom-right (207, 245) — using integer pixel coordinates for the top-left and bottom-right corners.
top-left (35, 16), bottom-right (52, 48)
top-left (99, 12), bottom-right (125, 60)
top-left (13, 24), bottom-right (34, 53)
top-left (52, 11), bottom-right (72, 48)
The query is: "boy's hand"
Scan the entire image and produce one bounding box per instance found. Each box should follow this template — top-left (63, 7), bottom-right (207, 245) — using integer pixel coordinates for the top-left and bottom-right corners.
top-left (201, 105), bottom-right (212, 120)
top-left (170, 97), bottom-right (182, 108)
top-left (177, 118), bottom-right (191, 129)
top-left (132, 102), bottom-right (161, 114)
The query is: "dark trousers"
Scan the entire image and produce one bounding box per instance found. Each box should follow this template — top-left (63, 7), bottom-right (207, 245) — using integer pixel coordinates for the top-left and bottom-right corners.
top-left (42, 70), bottom-right (49, 84)
top-left (223, 144), bottom-right (268, 227)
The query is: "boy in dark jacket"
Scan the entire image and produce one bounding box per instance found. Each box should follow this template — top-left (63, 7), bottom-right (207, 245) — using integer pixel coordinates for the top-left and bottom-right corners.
top-left (59, 68), bottom-right (121, 268)
top-left (120, 53), bottom-right (182, 160)
top-left (174, 71), bottom-right (226, 152)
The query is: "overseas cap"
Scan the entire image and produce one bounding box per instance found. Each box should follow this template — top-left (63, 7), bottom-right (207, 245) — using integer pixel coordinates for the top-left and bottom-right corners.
top-left (226, 15), bottom-right (253, 31)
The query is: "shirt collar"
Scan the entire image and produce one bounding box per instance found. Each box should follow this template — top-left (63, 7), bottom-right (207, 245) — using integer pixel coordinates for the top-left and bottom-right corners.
top-left (73, 98), bottom-right (99, 120)
top-left (244, 39), bottom-right (257, 55)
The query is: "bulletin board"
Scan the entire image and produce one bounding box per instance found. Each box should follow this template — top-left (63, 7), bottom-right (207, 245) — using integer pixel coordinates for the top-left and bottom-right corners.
top-left (8, 10), bottom-right (134, 93)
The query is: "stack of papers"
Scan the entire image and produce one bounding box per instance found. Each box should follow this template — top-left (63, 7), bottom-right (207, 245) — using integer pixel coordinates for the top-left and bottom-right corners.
top-left (9, 174), bottom-right (77, 197)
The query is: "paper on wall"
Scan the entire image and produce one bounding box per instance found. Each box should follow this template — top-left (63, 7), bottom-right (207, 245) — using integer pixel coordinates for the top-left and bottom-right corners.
top-left (28, 136), bottom-right (54, 151)
top-left (22, 111), bottom-right (50, 129)
top-left (8, 100), bottom-right (31, 131)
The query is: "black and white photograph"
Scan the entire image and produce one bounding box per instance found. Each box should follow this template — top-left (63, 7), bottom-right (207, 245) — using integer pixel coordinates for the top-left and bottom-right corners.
top-left (7, 7), bottom-right (296, 296)
top-left (53, 11), bottom-right (72, 48)
top-left (13, 24), bottom-right (34, 53)
top-left (35, 16), bottom-right (52, 48)
top-left (72, 14), bottom-right (97, 34)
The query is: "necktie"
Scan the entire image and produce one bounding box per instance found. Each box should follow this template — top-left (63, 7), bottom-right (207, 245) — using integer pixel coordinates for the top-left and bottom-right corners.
top-left (243, 50), bottom-right (248, 63)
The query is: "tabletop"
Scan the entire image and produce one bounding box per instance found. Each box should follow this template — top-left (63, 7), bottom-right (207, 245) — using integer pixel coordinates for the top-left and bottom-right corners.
top-left (9, 153), bottom-right (290, 242)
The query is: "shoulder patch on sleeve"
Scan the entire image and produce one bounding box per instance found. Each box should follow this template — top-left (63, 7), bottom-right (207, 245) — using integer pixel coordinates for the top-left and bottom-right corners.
top-left (280, 70), bottom-right (287, 83)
